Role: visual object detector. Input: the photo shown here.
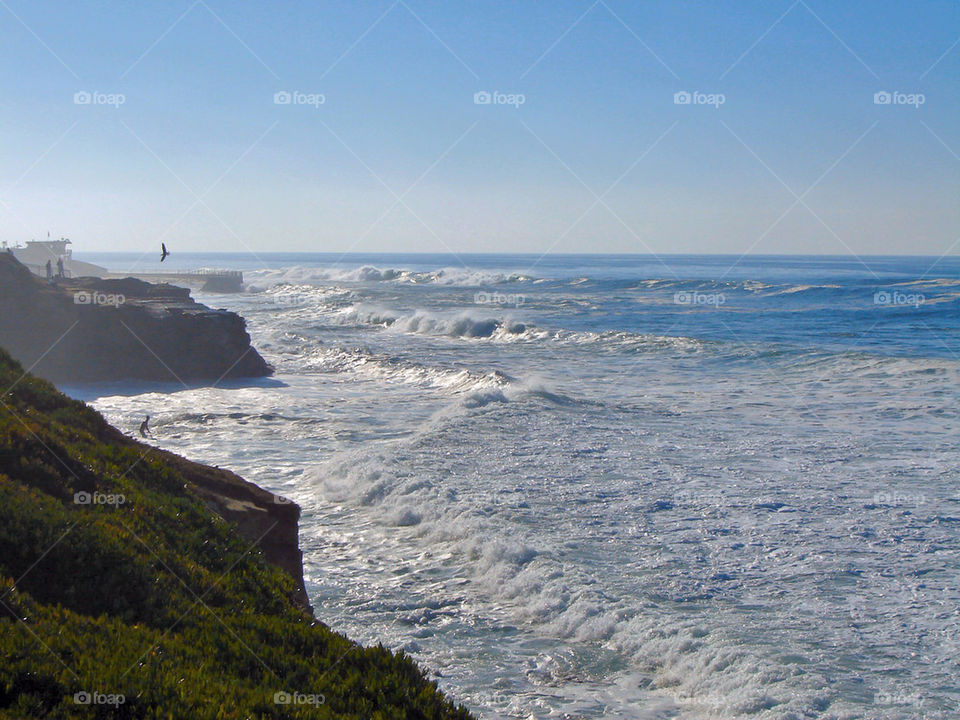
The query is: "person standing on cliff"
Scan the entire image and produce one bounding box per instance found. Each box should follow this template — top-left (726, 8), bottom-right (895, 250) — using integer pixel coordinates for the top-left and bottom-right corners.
top-left (56, 257), bottom-right (64, 278)
top-left (45, 259), bottom-right (52, 279)
top-left (139, 416), bottom-right (151, 438)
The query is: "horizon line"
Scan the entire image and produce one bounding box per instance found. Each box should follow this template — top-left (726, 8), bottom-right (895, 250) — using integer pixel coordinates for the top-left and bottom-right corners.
top-left (76, 250), bottom-right (958, 259)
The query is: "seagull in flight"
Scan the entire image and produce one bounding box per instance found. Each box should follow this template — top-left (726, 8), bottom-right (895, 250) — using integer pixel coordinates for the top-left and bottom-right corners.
top-left (160, 243), bottom-right (170, 262)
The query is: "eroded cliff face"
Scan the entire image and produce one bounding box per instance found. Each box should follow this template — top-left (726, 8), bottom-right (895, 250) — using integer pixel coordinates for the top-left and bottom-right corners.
top-left (0, 253), bottom-right (271, 384)
top-left (0, 342), bottom-right (311, 614)
top-left (139, 438), bottom-right (312, 613)
top-left (107, 426), bottom-right (313, 613)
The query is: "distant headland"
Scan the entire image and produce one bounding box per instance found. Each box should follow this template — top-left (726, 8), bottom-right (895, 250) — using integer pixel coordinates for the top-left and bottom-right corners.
top-left (0, 252), bottom-right (270, 384)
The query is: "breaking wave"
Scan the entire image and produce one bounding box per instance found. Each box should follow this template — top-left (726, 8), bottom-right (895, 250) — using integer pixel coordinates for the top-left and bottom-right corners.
top-left (245, 265), bottom-right (535, 288)
top-left (334, 304), bottom-right (708, 352)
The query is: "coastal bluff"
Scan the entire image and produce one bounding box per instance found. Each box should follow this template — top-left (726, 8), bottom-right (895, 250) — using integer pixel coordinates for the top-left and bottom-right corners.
top-left (136, 433), bottom-right (312, 613)
top-left (0, 347), bottom-right (473, 719)
top-left (0, 252), bottom-right (271, 384)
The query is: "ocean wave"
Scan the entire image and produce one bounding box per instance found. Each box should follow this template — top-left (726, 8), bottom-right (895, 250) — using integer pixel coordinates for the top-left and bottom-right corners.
top-left (597, 278), bottom-right (780, 293)
top-left (763, 283), bottom-right (841, 295)
top-left (304, 428), bottom-right (833, 719)
top-left (242, 282), bottom-right (357, 311)
top-left (243, 266), bottom-right (850, 296)
top-left (298, 344), bottom-right (513, 394)
top-left (335, 304), bottom-right (708, 353)
top-left (334, 305), bottom-right (536, 339)
top-left (244, 268), bottom-right (960, 309)
top-left (294, 343), bottom-right (589, 409)
top-left (390, 312), bottom-right (532, 340)
top-left (894, 277), bottom-right (960, 288)
top-left (245, 265), bottom-right (536, 288)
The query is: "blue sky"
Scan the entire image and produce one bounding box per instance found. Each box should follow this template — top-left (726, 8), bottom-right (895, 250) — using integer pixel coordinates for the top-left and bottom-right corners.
top-left (0, 1), bottom-right (957, 255)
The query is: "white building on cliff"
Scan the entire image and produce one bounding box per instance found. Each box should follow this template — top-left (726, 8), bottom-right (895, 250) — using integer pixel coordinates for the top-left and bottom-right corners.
top-left (2, 236), bottom-right (107, 278)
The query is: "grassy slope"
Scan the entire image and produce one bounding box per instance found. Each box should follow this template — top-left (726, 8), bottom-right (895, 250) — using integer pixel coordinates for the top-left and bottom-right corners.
top-left (0, 348), bottom-right (473, 719)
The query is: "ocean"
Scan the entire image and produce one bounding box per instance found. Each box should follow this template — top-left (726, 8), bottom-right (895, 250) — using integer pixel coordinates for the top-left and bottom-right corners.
top-left (70, 253), bottom-right (960, 719)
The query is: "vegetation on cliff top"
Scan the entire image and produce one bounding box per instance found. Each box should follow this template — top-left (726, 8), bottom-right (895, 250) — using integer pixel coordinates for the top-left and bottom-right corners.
top-left (0, 347), bottom-right (473, 719)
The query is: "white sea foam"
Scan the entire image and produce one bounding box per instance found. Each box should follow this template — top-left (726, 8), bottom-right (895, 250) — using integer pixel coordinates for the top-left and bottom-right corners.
top-left (245, 265), bottom-right (535, 288)
top-left (297, 401), bottom-right (862, 719)
top-left (85, 256), bottom-right (960, 719)
top-left (297, 345), bottom-right (512, 395)
top-left (333, 303), bottom-right (708, 353)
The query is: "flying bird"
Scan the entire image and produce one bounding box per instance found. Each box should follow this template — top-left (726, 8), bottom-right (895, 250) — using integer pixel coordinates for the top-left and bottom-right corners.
top-left (160, 243), bottom-right (170, 262)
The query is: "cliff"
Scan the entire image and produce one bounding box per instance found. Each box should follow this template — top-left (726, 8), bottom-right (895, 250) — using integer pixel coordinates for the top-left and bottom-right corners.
top-left (0, 252), bottom-right (271, 384)
top-left (0, 346), bottom-right (473, 719)
top-left (101, 422), bottom-right (312, 613)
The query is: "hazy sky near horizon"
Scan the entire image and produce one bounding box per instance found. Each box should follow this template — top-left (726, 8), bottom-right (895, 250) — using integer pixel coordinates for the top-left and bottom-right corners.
top-left (0, 1), bottom-right (958, 257)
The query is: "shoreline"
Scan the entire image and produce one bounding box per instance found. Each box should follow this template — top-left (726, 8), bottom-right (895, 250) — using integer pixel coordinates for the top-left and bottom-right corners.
top-left (0, 346), bottom-right (474, 718)
top-left (0, 259), bottom-right (475, 717)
